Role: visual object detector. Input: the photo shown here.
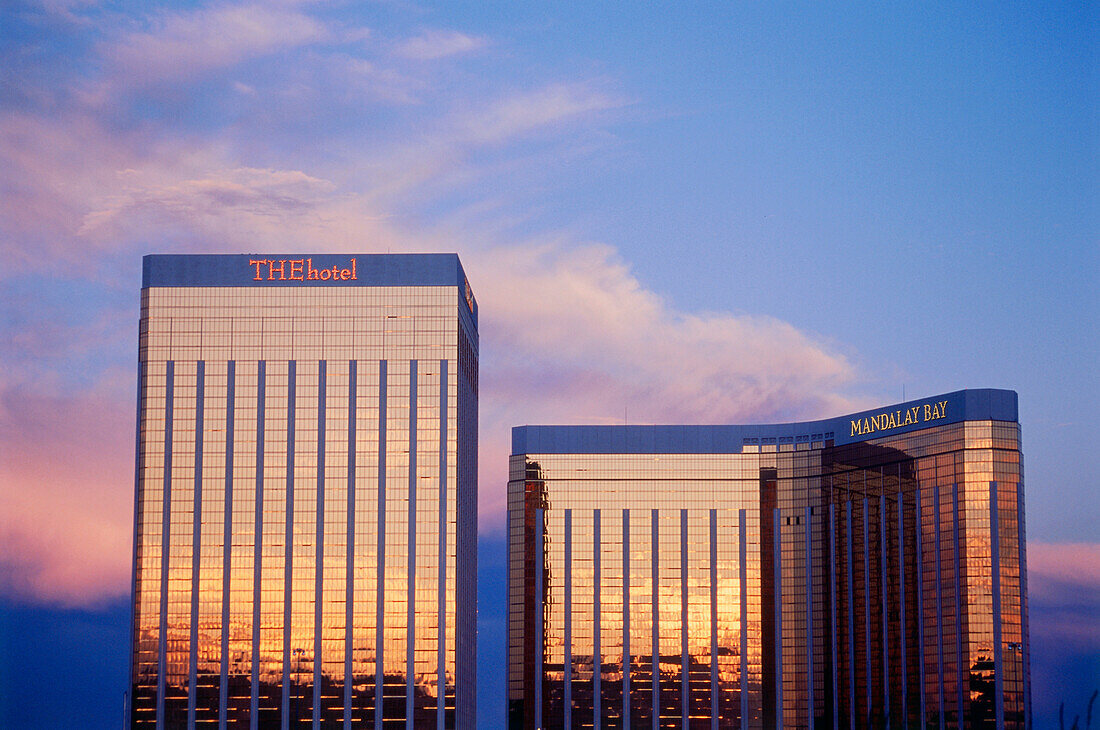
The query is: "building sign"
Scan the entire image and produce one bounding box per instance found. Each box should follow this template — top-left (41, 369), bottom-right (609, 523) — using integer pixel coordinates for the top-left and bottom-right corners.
top-left (850, 399), bottom-right (948, 437)
top-left (248, 257), bottom-right (358, 282)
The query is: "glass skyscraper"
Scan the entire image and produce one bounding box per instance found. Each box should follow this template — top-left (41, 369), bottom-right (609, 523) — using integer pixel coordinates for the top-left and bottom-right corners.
top-left (509, 389), bottom-right (1028, 729)
top-left (130, 253), bottom-right (478, 729)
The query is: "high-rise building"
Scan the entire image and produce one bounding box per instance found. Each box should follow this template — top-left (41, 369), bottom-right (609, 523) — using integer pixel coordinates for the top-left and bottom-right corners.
top-left (509, 389), bottom-right (1029, 729)
top-left (130, 253), bottom-right (478, 729)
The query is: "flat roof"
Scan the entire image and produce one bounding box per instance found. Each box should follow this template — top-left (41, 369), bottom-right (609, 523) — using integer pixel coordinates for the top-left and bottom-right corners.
top-left (142, 253), bottom-right (477, 326)
top-left (512, 388), bottom-right (1017, 454)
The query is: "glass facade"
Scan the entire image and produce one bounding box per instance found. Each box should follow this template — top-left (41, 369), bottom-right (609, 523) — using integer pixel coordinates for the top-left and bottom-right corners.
top-left (130, 254), bottom-right (478, 729)
top-left (509, 390), bottom-right (1029, 729)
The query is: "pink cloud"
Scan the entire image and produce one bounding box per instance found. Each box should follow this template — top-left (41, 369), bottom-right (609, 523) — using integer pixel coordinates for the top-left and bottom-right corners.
top-left (78, 167), bottom-right (338, 239)
top-left (0, 7), bottom-right (865, 600)
top-left (1028, 542), bottom-right (1100, 593)
top-left (0, 382), bottom-right (134, 606)
top-left (1026, 542), bottom-right (1100, 652)
top-left (466, 241), bottom-right (862, 531)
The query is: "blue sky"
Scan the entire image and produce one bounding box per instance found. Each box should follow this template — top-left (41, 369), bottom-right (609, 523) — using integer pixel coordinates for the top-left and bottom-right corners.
top-left (1, 1), bottom-right (1097, 726)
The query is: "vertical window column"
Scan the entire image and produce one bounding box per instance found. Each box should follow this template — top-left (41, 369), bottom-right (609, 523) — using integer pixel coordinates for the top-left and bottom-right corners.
top-left (565, 509), bottom-right (573, 730)
top-left (406, 359), bottom-right (417, 728)
top-left (156, 361), bottom-right (175, 729)
top-left (916, 488), bottom-right (926, 730)
top-left (898, 495), bottom-right (907, 728)
top-left (188, 361), bottom-right (206, 728)
top-left (934, 485), bottom-right (945, 730)
top-left (953, 482), bottom-right (964, 725)
top-left (313, 360), bottom-right (327, 726)
top-left (535, 506), bottom-right (544, 730)
top-left (680, 510), bottom-right (689, 729)
top-left (708, 509), bottom-right (718, 730)
top-left (344, 360), bottom-right (357, 730)
top-left (738, 508), bottom-right (749, 727)
top-left (622, 508), bottom-right (631, 729)
top-left (374, 360), bottom-right (387, 730)
top-left (437, 359), bottom-right (448, 730)
top-left (1017, 478), bottom-right (1031, 730)
top-left (593, 509), bottom-right (602, 730)
top-left (863, 496), bottom-right (872, 726)
top-left (846, 500), bottom-right (855, 730)
top-left (774, 507), bottom-right (783, 730)
top-left (991, 480), bottom-right (1004, 730)
top-left (806, 505), bottom-right (814, 730)
top-left (646, 507), bottom-right (655, 729)
top-left (880, 494), bottom-right (889, 727)
top-left (830, 502), bottom-right (839, 730)
top-left (250, 361), bottom-right (266, 730)
top-left (280, 361), bottom-right (297, 730)
top-left (219, 361), bottom-right (235, 730)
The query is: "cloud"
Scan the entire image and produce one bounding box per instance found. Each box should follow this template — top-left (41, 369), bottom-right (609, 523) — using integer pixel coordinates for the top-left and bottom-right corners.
top-left (0, 382), bottom-right (134, 606)
top-left (1026, 542), bottom-right (1100, 650)
top-left (98, 4), bottom-right (331, 89)
top-left (394, 29), bottom-right (486, 61)
top-left (0, 2), bottom-right (857, 602)
top-left (464, 240), bottom-right (861, 529)
top-left (1028, 542), bottom-right (1100, 593)
top-left (79, 167), bottom-right (339, 238)
top-left (459, 82), bottom-right (625, 147)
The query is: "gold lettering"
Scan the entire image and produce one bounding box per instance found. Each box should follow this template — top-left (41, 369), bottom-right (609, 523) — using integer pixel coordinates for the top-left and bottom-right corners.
top-left (851, 419), bottom-right (862, 436)
top-left (289, 259), bottom-right (304, 281)
top-left (924, 404), bottom-right (932, 420)
top-left (268, 260), bottom-right (287, 280)
top-left (249, 259), bottom-right (267, 280)
top-left (243, 257), bottom-right (362, 283)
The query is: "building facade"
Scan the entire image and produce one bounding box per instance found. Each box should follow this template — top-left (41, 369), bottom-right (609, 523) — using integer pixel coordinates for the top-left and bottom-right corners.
top-left (509, 390), bottom-right (1028, 729)
top-left (130, 254), bottom-right (478, 729)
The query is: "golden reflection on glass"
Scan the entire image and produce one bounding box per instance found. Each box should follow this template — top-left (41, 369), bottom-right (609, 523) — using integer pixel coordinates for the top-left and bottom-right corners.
top-left (133, 280), bottom-right (476, 728)
top-left (509, 420), bottom-right (1026, 729)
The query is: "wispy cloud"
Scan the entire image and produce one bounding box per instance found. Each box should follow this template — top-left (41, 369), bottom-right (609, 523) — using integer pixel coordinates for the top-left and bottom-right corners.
top-left (98, 4), bottom-right (332, 89)
top-left (394, 29), bottom-right (486, 61)
top-left (1, 2), bottom-right (861, 603)
top-left (460, 82), bottom-right (625, 147)
top-left (467, 240), bottom-right (859, 527)
top-left (79, 167), bottom-right (338, 237)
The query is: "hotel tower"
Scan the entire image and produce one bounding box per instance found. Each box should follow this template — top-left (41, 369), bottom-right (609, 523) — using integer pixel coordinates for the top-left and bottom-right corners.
top-left (509, 390), bottom-right (1029, 729)
top-left (130, 254), bottom-right (478, 729)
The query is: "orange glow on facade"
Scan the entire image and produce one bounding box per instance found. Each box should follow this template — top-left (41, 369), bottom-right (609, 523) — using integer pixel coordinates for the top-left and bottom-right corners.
top-left (510, 399), bottom-right (1029, 729)
top-left (130, 254), bottom-right (477, 729)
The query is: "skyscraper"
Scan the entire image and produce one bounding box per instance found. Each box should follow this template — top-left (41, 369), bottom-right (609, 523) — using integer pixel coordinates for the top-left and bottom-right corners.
top-left (130, 253), bottom-right (478, 729)
top-left (509, 389), bottom-right (1028, 729)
